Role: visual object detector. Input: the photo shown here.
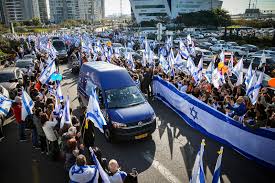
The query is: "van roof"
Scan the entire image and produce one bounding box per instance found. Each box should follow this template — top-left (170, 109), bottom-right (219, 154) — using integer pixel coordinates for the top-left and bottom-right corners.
top-left (80, 62), bottom-right (135, 90)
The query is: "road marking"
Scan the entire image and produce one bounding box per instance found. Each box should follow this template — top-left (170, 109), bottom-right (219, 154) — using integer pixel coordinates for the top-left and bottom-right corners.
top-left (32, 159), bottom-right (39, 183)
top-left (143, 151), bottom-right (182, 183)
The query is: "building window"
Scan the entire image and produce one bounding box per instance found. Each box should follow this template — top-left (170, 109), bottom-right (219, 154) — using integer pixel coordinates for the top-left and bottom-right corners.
top-left (135, 5), bottom-right (165, 9)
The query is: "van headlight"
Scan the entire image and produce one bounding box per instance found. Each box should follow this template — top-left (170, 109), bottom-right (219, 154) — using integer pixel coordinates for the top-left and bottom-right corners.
top-left (112, 121), bottom-right (127, 128)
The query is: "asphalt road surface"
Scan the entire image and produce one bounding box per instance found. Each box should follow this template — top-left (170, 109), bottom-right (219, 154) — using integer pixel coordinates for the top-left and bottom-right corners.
top-left (0, 64), bottom-right (274, 183)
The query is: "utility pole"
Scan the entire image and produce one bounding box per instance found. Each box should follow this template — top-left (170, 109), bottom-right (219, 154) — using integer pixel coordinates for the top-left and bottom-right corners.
top-left (248, 0), bottom-right (251, 9)
top-left (211, 0), bottom-right (213, 10)
top-left (120, 0), bottom-right (123, 17)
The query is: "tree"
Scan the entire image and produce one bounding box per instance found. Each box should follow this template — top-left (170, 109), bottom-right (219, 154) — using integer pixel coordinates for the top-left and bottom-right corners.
top-left (213, 9), bottom-right (231, 27)
top-left (32, 17), bottom-right (41, 26)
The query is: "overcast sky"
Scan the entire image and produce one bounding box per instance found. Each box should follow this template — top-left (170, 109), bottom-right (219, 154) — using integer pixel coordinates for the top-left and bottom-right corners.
top-left (104, 0), bottom-right (275, 16)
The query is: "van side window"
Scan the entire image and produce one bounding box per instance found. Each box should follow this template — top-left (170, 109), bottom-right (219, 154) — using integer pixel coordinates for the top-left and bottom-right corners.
top-left (86, 79), bottom-right (96, 96)
top-left (96, 88), bottom-right (104, 108)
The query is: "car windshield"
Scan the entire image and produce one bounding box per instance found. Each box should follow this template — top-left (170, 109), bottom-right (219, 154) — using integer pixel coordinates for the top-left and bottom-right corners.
top-left (53, 41), bottom-right (66, 51)
top-left (16, 61), bottom-right (33, 68)
top-left (0, 73), bottom-right (15, 82)
top-left (105, 86), bottom-right (145, 108)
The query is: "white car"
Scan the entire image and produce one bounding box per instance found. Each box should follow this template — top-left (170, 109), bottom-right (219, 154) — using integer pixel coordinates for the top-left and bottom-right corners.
top-left (248, 50), bottom-right (275, 59)
top-left (195, 47), bottom-right (214, 64)
top-left (118, 47), bottom-right (136, 57)
top-left (227, 46), bottom-right (248, 56)
top-left (209, 44), bottom-right (229, 52)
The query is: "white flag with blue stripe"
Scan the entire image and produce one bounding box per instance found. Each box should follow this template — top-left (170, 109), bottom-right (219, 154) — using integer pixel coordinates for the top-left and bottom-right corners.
top-left (60, 95), bottom-right (71, 129)
top-left (89, 147), bottom-right (111, 183)
top-left (56, 81), bottom-right (64, 102)
top-left (86, 90), bottom-right (107, 133)
top-left (235, 71), bottom-right (243, 86)
top-left (246, 71), bottom-right (257, 97)
top-left (205, 61), bottom-right (214, 83)
top-left (245, 62), bottom-right (253, 88)
top-left (193, 58), bottom-right (203, 83)
top-left (159, 54), bottom-right (170, 75)
top-left (190, 139), bottom-right (206, 183)
top-left (250, 72), bottom-right (263, 105)
top-left (0, 94), bottom-right (12, 116)
top-left (232, 57), bottom-right (243, 78)
top-left (127, 53), bottom-right (135, 71)
top-left (21, 91), bottom-right (34, 121)
top-left (212, 147), bottom-right (224, 183)
top-left (39, 59), bottom-right (56, 84)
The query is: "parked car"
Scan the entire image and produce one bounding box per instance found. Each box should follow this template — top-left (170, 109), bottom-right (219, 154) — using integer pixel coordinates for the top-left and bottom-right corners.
top-left (0, 67), bottom-right (23, 99)
top-left (248, 50), bottom-right (275, 59)
top-left (198, 42), bottom-right (213, 49)
top-left (227, 46), bottom-right (248, 56)
top-left (195, 47), bottom-right (214, 65)
top-left (242, 44), bottom-right (259, 52)
top-left (208, 37), bottom-right (218, 44)
top-left (209, 44), bottom-right (229, 52)
top-left (112, 43), bottom-right (123, 48)
top-left (15, 58), bottom-right (34, 73)
top-left (226, 42), bottom-right (238, 46)
top-left (244, 56), bottom-right (275, 76)
top-left (118, 47), bottom-right (136, 58)
top-left (267, 47), bottom-right (275, 52)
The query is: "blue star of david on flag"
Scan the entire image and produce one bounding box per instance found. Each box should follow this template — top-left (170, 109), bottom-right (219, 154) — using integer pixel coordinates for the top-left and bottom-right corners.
top-left (190, 106), bottom-right (198, 120)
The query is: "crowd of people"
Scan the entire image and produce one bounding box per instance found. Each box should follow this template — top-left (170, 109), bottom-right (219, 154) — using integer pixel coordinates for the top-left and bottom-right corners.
top-left (1, 30), bottom-right (274, 182)
top-left (8, 39), bottom-right (138, 183)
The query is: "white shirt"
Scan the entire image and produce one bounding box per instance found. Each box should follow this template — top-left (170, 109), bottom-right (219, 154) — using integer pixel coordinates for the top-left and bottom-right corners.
top-left (42, 120), bottom-right (58, 142)
top-left (69, 165), bottom-right (99, 183)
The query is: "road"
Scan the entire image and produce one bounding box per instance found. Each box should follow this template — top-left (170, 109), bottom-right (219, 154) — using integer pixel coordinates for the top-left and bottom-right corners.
top-left (0, 63), bottom-right (274, 183)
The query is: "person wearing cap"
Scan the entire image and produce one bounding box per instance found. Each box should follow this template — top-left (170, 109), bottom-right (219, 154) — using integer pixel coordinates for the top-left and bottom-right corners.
top-left (11, 96), bottom-right (26, 141)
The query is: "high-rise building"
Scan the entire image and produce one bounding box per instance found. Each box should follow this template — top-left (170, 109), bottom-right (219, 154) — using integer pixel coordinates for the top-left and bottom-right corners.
top-left (38, 0), bottom-right (50, 23)
top-left (2, 0), bottom-right (40, 25)
top-left (49, 0), bottom-right (80, 23)
top-left (93, 0), bottom-right (105, 21)
top-left (0, 0), bottom-right (5, 23)
top-left (129, 0), bottom-right (223, 23)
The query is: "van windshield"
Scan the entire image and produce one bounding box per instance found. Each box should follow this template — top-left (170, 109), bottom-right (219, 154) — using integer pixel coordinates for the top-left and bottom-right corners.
top-left (105, 86), bottom-right (145, 108)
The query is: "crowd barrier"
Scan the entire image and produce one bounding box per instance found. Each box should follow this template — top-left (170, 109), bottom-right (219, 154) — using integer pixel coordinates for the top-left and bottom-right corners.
top-left (152, 76), bottom-right (275, 169)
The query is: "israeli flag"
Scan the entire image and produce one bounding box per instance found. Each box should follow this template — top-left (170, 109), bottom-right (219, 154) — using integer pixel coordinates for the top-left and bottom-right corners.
top-left (90, 147), bottom-right (110, 183)
top-left (246, 71), bottom-right (257, 96)
top-left (60, 95), bottom-right (71, 129)
top-left (219, 51), bottom-right (225, 63)
top-left (126, 53), bottom-right (135, 71)
top-left (245, 62), bottom-right (253, 88)
top-left (174, 52), bottom-right (184, 68)
top-left (212, 68), bottom-right (222, 89)
top-left (0, 94), bottom-right (12, 116)
top-left (187, 34), bottom-right (192, 45)
top-left (227, 53), bottom-right (234, 76)
top-left (159, 54), bottom-right (170, 75)
top-left (142, 52), bottom-right (147, 67)
top-left (47, 42), bottom-right (57, 60)
top-left (232, 57), bottom-right (243, 78)
top-left (212, 147), bottom-right (224, 183)
top-left (187, 57), bottom-right (197, 74)
top-left (21, 90), bottom-right (34, 121)
top-left (168, 48), bottom-right (175, 67)
top-left (193, 58), bottom-right (203, 83)
top-left (205, 61), bottom-right (214, 83)
top-left (56, 81), bottom-right (64, 102)
top-left (235, 71), bottom-right (244, 86)
top-left (53, 96), bottom-right (62, 118)
top-left (260, 51), bottom-right (266, 66)
top-left (39, 60), bottom-right (56, 84)
top-left (250, 72), bottom-right (263, 105)
top-left (86, 91), bottom-right (107, 133)
top-left (190, 139), bottom-right (206, 183)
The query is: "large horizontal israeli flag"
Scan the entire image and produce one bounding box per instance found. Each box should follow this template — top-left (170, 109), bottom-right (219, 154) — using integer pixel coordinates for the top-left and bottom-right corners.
top-left (39, 60), bottom-right (56, 84)
top-left (22, 91), bottom-right (34, 121)
top-left (0, 94), bottom-right (12, 116)
top-left (153, 76), bottom-right (275, 169)
top-left (86, 90), bottom-right (107, 133)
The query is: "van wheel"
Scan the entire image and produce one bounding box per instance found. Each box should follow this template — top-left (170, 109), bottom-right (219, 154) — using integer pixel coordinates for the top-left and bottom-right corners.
top-left (104, 128), bottom-right (113, 143)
